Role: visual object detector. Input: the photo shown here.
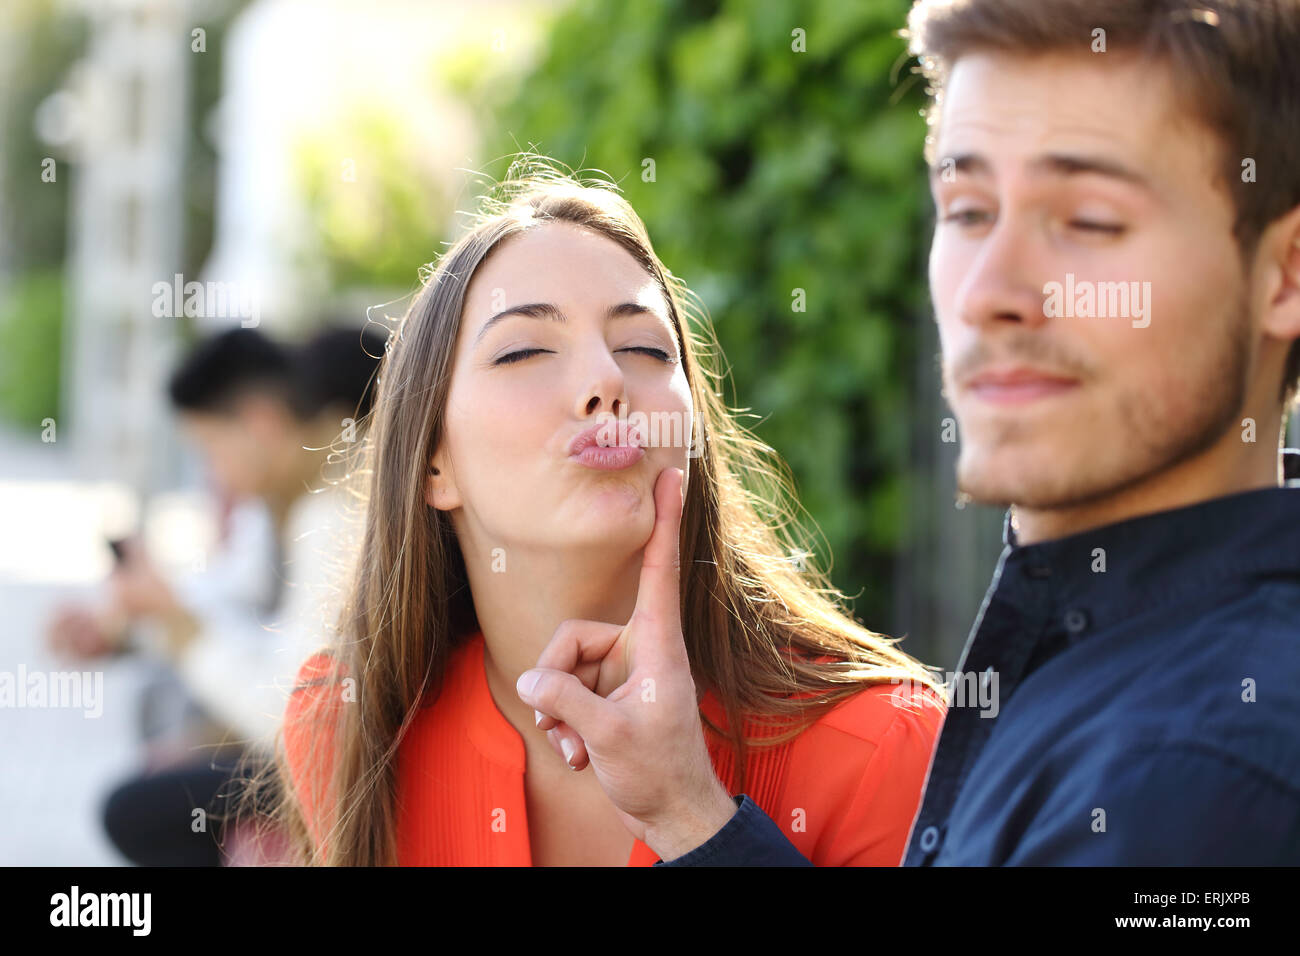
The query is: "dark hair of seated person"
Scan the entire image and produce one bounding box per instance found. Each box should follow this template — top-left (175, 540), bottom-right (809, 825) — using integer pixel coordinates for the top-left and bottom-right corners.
top-left (167, 325), bottom-right (386, 422)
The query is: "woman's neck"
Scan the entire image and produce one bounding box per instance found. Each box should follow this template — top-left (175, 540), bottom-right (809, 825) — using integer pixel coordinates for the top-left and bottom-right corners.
top-left (464, 543), bottom-right (644, 750)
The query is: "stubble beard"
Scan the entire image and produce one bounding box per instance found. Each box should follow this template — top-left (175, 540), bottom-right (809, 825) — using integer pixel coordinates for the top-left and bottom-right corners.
top-left (951, 297), bottom-right (1253, 513)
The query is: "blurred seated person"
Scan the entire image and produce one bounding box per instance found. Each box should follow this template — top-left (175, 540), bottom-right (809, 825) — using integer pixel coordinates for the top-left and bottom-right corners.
top-left (45, 323), bottom-right (383, 865)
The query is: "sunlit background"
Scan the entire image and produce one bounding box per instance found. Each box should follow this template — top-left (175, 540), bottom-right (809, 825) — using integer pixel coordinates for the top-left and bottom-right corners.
top-left (11, 0), bottom-right (1279, 865)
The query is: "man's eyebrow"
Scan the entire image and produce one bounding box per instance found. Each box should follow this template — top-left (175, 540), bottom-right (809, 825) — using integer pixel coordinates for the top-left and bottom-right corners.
top-left (1029, 152), bottom-right (1152, 189)
top-left (474, 301), bottom-right (657, 345)
top-left (930, 150), bottom-right (1152, 190)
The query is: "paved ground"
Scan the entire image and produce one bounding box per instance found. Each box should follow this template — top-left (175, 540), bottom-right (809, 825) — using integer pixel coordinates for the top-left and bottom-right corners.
top-left (0, 425), bottom-right (165, 865)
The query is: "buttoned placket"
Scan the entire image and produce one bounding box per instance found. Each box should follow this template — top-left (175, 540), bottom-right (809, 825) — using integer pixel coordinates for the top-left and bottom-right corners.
top-left (906, 450), bottom-right (1299, 866)
top-left (908, 510), bottom-right (1062, 865)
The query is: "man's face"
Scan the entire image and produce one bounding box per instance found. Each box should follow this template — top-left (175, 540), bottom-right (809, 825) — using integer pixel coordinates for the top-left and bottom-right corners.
top-left (178, 399), bottom-right (283, 500)
top-left (929, 50), bottom-right (1254, 511)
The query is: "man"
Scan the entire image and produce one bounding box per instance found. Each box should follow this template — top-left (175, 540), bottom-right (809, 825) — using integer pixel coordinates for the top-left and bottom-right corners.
top-left (47, 325), bottom-right (382, 865)
top-left (514, 0), bottom-right (1300, 864)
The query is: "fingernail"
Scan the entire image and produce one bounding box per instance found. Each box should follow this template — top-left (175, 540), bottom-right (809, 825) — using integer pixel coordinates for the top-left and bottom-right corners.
top-left (534, 709), bottom-right (544, 727)
top-left (560, 737), bottom-right (576, 766)
top-left (516, 670), bottom-right (540, 699)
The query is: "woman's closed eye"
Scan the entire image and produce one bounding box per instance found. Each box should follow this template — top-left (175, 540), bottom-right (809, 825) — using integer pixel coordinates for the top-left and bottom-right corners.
top-left (492, 345), bottom-right (673, 366)
top-left (620, 345), bottom-right (673, 362)
top-left (493, 347), bottom-right (551, 366)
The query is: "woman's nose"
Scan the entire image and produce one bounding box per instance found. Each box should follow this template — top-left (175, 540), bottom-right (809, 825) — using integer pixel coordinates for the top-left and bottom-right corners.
top-left (574, 346), bottom-right (628, 419)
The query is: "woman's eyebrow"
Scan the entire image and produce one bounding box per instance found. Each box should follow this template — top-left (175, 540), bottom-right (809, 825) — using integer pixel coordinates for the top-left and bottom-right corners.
top-left (474, 301), bottom-right (658, 345)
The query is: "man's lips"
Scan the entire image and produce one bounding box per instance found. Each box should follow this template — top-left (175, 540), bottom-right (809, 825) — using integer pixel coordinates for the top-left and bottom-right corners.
top-left (964, 366), bottom-right (1082, 404)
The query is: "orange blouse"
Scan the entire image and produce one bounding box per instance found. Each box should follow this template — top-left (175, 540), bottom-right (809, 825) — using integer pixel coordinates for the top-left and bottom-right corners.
top-left (283, 630), bottom-right (946, 865)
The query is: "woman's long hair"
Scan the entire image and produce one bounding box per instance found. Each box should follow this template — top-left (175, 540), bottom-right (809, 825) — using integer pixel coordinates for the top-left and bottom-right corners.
top-left (247, 155), bottom-right (945, 866)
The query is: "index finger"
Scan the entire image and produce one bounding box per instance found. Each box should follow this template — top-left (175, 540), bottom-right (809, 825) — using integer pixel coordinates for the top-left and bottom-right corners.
top-left (632, 466), bottom-right (684, 628)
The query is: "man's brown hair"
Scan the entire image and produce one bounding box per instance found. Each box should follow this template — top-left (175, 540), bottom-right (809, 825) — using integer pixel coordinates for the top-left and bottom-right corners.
top-left (906, 0), bottom-right (1300, 413)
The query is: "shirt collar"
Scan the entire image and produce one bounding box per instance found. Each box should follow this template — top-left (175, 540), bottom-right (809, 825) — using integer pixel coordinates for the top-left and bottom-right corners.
top-left (992, 449), bottom-right (1300, 639)
top-left (1002, 448), bottom-right (1300, 548)
top-left (458, 630), bottom-right (528, 771)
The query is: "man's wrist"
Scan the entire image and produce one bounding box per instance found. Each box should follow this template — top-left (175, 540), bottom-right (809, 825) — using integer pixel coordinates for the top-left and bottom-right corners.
top-left (158, 605), bottom-right (200, 658)
top-left (644, 781), bottom-right (738, 862)
top-left (96, 605), bottom-right (133, 655)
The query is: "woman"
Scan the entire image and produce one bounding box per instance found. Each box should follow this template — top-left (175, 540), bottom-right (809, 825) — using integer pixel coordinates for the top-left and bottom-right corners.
top-left (265, 157), bottom-right (947, 866)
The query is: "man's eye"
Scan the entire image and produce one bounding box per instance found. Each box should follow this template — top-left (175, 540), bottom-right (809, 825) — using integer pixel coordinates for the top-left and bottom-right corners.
top-left (493, 348), bottom-right (550, 366)
top-left (619, 346), bottom-right (672, 361)
top-left (940, 209), bottom-right (993, 227)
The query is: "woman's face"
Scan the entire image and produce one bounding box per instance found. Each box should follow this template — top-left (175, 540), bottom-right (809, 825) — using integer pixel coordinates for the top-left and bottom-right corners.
top-left (426, 221), bottom-right (693, 559)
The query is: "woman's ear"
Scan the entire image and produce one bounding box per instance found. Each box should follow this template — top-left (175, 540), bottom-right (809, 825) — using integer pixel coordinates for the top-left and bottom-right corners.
top-left (424, 455), bottom-right (461, 511)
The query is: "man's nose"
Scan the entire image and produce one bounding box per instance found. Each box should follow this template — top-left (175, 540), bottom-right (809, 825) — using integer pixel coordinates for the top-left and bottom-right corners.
top-left (951, 216), bottom-right (1048, 330)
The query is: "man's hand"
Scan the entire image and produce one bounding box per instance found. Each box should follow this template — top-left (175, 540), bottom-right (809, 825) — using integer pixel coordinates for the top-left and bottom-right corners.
top-left (515, 466), bottom-right (737, 861)
top-left (46, 603), bottom-right (128, 660)
top-left (109, 537), bottom-right (183, 620)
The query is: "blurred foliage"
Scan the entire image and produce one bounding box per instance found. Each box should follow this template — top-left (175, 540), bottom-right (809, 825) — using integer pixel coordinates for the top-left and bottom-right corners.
top-left (475, 0), bottom-right (931, 628)
top-left (0, 269), bottom-right (64, 428)
top-left (293, 111), bottom-right (449, 293)
top-left (0, 0), bottom-right (86, 273)
top-left (0, 0), bottom-right (84, 430)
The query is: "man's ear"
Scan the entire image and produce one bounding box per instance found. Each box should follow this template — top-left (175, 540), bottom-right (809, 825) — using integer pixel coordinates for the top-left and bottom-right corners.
top-left (1259, 205), bottom-right (1300, 347)
top-left (424, 454), bottom-right (461, 511)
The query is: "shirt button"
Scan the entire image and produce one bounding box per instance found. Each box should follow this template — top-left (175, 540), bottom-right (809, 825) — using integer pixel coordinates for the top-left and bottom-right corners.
top-left (919, 825), bottom-right (941, 853)
top-left (981, 665), bottom-right (995, 695)
top-left (1064, 608), bottom-right (1089, 636)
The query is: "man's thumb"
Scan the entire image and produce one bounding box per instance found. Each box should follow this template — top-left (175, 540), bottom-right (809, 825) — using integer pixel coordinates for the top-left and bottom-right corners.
top-left (516, 667), bottom-right (610, 741)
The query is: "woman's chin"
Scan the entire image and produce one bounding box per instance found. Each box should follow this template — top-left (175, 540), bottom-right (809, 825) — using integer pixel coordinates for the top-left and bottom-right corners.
top-left (563, 483), bottom-right (653, 541)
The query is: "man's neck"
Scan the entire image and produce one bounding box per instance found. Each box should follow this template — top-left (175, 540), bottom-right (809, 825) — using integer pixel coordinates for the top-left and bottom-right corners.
top-left (1012, 432), bottom-right (1288, 546)
top-left (266, 416), bottom-right (338, 531)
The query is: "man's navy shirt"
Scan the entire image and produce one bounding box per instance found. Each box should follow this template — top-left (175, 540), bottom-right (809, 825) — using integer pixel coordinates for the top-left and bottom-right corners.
top-left (662, 451), bottom-right (1300, 866)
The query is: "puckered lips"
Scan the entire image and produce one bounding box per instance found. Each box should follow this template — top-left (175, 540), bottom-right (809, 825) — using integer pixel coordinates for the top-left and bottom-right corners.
top-left (566, 422), bottom-right (647, 470)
